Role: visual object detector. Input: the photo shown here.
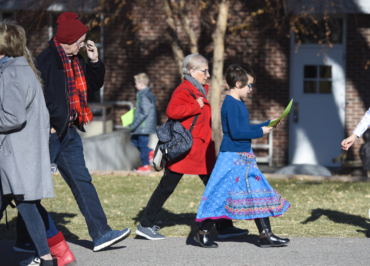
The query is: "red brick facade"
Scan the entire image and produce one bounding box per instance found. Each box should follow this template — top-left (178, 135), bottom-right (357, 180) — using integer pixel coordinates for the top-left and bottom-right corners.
top-left (10, 4), bottom-right (370, 166)
top-left (345, 14), bottom-right (370, 161)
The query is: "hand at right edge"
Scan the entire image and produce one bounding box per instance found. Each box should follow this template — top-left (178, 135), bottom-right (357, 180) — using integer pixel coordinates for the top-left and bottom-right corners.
top-left (341, 134), bottom-right (358, 151)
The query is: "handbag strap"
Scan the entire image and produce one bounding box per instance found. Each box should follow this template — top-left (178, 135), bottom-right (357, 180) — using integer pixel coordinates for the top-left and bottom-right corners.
top-left (183, 88), bottom-right (199, 133)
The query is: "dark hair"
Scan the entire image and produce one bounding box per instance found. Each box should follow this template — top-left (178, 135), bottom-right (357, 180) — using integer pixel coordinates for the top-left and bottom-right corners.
top-left (225, 64), bottom-right (255, 89)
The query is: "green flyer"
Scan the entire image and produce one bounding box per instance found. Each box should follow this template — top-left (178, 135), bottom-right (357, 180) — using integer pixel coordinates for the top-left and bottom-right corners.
top-left (268, 99), bottom-right (293, 127)
top-left (121, 108), bottom-right (136, 127)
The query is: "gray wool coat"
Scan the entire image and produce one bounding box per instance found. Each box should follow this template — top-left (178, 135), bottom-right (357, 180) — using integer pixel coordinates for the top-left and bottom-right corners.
top-left (0, 57), bottom-right (54, 201)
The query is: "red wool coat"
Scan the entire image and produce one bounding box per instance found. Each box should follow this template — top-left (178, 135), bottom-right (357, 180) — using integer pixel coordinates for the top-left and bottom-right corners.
top-left (165, 80), bottom-right (216, 175)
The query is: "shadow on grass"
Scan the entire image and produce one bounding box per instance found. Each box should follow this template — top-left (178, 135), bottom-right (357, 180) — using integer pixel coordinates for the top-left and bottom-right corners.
top-left (301, 208), bottom-right (370, 237)
top-left (0, 211), bottom-right (78, 241)
top-left (132, 208), bottom-right (255, 247)
top-left (48, 212), bottom-right (79, 239)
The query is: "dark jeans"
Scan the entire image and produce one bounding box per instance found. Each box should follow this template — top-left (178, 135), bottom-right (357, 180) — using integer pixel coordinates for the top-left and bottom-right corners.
top-left (16, 201), bottom-right (59, 243)
top-left (15, 200), bottom-right (50, 257)
top-left (131, 134), bottom-right (151, 166)
top-left (18, 127), bottom-right (111, 241)
top-left (140, 168), bottom-right (233, 231)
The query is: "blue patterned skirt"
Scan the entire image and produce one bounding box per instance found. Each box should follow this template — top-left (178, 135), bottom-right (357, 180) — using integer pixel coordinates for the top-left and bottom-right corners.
top-left (196, 151), bottom-right (290, 222)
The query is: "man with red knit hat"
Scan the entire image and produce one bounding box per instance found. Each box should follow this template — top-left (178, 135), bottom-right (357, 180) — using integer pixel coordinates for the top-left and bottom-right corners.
top-left (15, 12), bottom-right (131, 261)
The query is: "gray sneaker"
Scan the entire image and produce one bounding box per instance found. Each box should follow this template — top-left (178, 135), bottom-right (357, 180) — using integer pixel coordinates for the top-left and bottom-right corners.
top-left (135, 224), bottom-right (166, 240)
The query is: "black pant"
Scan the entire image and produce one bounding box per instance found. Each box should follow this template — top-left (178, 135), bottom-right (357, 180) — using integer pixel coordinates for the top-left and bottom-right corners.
top-left (140, 168), bottom-right (233, 231)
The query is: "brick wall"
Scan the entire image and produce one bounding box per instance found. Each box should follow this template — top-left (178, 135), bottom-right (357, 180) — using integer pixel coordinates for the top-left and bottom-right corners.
top-left (16, 11), bottom-right (50, 58)
top-left (345, 14), bottom-right (370, 161)
top-left (103, 1), bottom-right (291, 165)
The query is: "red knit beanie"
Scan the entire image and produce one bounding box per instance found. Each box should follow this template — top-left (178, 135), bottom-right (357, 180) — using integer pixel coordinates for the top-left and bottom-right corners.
top-left (55, 12), bottom-right (88, 44)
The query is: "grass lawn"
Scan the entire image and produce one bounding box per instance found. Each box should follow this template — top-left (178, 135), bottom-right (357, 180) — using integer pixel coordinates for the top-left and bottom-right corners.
top-left (1, 175), bottom-right (370, 240)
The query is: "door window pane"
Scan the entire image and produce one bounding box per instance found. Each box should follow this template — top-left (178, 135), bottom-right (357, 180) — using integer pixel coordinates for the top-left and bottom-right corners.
top-left (304, 81), bottom-right (317, 93)
top-left (304, 65), bottom-right (317, 78)
top-left (319, 81), bottom-right (332, 93)
top-left (303, 65), bottom-right (332, 94)
top-left (319, 66), bottom-right (331, 78)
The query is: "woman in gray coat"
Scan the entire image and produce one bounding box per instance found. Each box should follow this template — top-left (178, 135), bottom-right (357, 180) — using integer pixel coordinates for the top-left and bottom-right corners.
top-left (0, 21), bottom-right (57, 266)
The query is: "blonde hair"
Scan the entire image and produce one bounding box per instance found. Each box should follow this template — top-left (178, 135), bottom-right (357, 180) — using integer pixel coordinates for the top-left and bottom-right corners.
top-left (0, 20), bottom-right (43, 89)
top-left (182, 54), bottom-right (208, 75)
top-left (134, 73), bottom-right (150, 87)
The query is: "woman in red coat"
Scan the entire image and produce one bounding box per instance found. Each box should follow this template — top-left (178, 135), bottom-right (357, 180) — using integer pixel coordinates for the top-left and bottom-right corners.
top-left (135, 54), bottom-right (249, 242)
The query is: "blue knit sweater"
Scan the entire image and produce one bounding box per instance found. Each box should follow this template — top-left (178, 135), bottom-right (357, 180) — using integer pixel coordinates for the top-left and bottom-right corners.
top-left (220, 95), bottom-right (270, 152)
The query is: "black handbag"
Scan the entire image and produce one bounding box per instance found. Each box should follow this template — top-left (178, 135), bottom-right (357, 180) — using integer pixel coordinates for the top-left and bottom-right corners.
top-left (153, 89), bottom-right (199, 171)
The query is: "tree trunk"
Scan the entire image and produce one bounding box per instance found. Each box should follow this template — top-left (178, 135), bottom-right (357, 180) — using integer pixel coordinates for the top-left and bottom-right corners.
top-left (164, 0), bottom-right (185, 79)
top-left (210, 0), bottom-right (229, 155)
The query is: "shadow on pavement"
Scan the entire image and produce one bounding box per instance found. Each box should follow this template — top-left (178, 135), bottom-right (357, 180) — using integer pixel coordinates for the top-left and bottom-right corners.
top-left (301, 208), bottom-right (370, 237)
top-left (186, 234), bottom-right (261, 248)
top-left (133, 208), bottom-right (260, 247)
top-left (67, 239), bottom-right (127, 251)
top-left (133, 208), bottom-right (210, 237)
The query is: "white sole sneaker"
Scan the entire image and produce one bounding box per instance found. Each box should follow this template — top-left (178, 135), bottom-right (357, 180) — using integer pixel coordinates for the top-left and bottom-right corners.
top-left (135, 229), bottom-right (165, 240)
top-left (19, 256), bottom-right (40, 266)
top-left (93, 229), bottom-right (131, 252)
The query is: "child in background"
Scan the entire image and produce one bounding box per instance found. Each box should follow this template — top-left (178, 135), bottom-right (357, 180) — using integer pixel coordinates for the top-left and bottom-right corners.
top-left (129, 73), bottom-right (157, 172)
top-left (194, 64), bottom-right (290, 248)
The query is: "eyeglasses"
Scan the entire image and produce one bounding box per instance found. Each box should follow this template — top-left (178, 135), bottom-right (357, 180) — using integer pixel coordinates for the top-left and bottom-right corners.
top-left (197, 69), bottom-right (209, 75)
top-left (76, 40), bottom-right (91, 48)
top-left (247, 83), bottom-right (253, 89)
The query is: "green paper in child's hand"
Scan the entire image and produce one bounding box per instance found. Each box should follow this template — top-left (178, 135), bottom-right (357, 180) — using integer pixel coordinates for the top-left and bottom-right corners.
top-left (121, 108), bottom-right (136, 127)
top-left (268, 99), bottom-right (293, 127)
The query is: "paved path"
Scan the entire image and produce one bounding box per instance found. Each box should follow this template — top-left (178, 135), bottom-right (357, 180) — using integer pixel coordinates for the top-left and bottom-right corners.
top-left (1, 236), bottom-right (368, 266)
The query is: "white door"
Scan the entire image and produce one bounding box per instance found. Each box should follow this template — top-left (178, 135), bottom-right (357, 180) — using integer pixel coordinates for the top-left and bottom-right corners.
top-left (289, 43), bottom-right (346, 166)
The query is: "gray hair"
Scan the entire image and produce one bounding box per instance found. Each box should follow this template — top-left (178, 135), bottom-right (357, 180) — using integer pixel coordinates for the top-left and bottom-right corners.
top-left (182, 54), bottom-right (208, 75)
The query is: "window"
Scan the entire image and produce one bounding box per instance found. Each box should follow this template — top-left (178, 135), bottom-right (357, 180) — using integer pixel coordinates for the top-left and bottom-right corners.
top-left (296, 17), bottom-right (343, 44)
top-left (304, 65), bottom-right (332, 94)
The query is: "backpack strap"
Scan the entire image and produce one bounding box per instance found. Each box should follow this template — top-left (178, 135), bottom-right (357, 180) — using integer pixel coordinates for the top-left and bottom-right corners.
top-left (183, 88), bottom-right (199, 133)
top-left (153, 88), bottom-right (201, 172)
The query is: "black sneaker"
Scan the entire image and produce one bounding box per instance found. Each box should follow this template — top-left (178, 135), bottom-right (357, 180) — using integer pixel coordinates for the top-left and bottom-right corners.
top-left (13, 241), bottom-right (36, 253)
top-left (217, 226), bottom-right (249, 239)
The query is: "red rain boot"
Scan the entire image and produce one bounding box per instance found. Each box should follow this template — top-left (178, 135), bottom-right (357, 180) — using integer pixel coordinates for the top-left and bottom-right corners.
top-left (47, 232), bottom-right (77, 266)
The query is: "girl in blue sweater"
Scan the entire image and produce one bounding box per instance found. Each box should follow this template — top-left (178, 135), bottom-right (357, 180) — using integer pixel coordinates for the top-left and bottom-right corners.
top-left (194, 65), bottom-right (290, 248)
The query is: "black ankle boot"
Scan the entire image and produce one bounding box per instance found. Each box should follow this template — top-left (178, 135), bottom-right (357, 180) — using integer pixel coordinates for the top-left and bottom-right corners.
top-left (255, 218), bottom-right (290, 248)
top-left (259, 233), bottom-right (290, 248)
top-left (194, 229), bottom-right (218, 248)
top-left (40, 258), bottom-right (58, 266)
